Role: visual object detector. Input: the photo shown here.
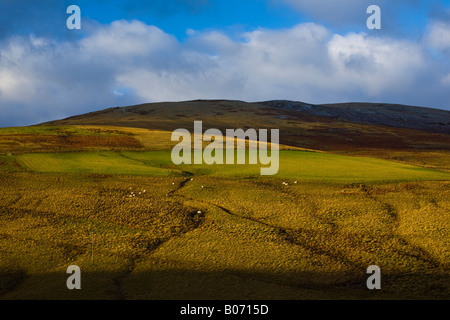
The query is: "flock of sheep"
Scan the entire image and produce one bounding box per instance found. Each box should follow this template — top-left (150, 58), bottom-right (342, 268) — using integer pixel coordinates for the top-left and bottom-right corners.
top-left (126, 178), bottom-right (298, 198)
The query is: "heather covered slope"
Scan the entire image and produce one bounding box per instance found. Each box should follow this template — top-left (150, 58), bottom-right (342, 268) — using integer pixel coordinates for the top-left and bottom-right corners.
top-left (43, 100), bottom-right (450, 149)
top-left (262, 100), bottom-right (450, 134)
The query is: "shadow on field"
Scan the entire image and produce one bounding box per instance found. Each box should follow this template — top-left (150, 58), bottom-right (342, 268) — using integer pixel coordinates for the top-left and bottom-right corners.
top-left (0, 269), bottom-right (448, 300)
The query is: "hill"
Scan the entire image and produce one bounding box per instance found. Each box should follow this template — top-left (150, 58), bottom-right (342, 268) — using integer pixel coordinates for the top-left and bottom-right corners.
top-left (41, 99), bottom-right (450, 171)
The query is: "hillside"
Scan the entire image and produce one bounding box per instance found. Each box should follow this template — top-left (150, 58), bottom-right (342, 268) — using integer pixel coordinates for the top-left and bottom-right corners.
top-left (262, 100), bottom-right (450, 134)
top-left (1, 100), bottom-right (449, 300)
top-left (44, 100), bottom-right (450, 146)
top-left (41, 99), bottom-right (450, 171)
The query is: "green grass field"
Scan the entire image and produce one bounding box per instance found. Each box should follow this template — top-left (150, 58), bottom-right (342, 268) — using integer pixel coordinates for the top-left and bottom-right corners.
top-left (15, 150), bottom-right (450, 183)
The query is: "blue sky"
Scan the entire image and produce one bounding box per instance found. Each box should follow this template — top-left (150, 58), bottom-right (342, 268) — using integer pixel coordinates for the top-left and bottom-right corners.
top-left (6, 0), bottom-right (445, 40)
top-left (1, 0), bottom-right (450, 126)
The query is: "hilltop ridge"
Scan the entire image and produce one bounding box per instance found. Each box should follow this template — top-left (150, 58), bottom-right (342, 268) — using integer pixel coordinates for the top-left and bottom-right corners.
top-left (42, 99), bottom-right (450, 153)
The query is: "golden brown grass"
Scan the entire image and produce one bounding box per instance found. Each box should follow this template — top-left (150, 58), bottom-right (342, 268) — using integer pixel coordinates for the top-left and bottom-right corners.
top-left (0, 126), bottom-right (143, 153)
top-left (0, 168), bottom-right (448, 299)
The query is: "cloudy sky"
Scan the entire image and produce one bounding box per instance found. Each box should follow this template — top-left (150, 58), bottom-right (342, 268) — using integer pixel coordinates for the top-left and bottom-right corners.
top-left (1, 0), bottom-right (450, 126)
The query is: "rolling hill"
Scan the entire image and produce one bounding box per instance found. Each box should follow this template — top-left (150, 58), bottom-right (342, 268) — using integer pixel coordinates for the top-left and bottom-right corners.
top-left (40, 99), bottom-right (450, 170)
top-left (44, 100), bottom-right (450, 150)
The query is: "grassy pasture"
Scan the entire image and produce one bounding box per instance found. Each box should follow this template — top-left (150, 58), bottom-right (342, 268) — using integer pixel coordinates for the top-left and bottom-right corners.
top-left (16, 152), bottom-right (174, 176)
top-left (0, 170), bottom-right (448, 299)
top-left (0, 125), bottom-right (448, 300)
top-left (15, 150), bottom-right (450, 183)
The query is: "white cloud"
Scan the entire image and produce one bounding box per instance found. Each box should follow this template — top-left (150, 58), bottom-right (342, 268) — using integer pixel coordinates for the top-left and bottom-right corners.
top-left (80, 20), bottom-right (178, 58)
top-left (328, 33), bottom-right (425, 95)
top-left (426, 20), bottom-right (450, 52)
top-left (0, 38), bottom-right (38, 102)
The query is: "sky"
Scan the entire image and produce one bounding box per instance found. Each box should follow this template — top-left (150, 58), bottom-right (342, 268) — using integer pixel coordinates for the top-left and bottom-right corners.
top-left (1, 0), bottom-right (450, 127)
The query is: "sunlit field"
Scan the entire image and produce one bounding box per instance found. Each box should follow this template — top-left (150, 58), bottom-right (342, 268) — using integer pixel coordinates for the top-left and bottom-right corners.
top-left (1, 133), bottom-right (449, 299)
top-left (15, 150), bottom-right (450, 182)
